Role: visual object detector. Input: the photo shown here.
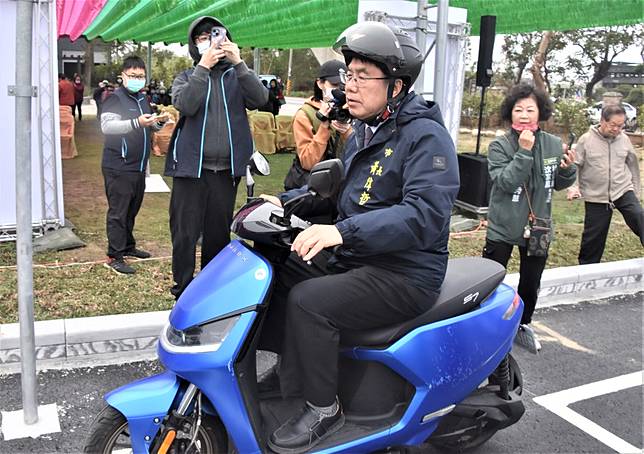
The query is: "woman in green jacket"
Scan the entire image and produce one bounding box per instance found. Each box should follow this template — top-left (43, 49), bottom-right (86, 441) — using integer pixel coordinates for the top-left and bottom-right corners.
top-left (484, 84), bottom-right (577, 353)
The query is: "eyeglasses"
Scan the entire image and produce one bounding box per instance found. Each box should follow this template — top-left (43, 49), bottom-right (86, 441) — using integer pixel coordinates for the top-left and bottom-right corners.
top-left (340, 72), bottom-right (390, 87)
top-left (195, 33), bottom-right (211, 44)
top-left (606, 121), bottom-right (625, 129)
top-left (124, 73), bottom-right (146, 81)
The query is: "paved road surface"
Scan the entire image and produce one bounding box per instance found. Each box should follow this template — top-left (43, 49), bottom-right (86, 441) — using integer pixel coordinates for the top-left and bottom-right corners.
top-left (1, 293), bottom-right (641, 453)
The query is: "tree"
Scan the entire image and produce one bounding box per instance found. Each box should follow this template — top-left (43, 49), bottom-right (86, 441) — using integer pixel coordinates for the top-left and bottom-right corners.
top-left (241, 48), bottom-right (319, 92)
top-left (625, 86), bottom-right (644, 107)
top-left (530, 31), bottom-right (554, 92)
top-left (502, 32), bottom-right (540, 83)
top-left (563, 25), bottom-right (644, 101)
top-left (83, 40), bottom-right (94, 94)
top-left (501, 32), bottom-right (566, 91)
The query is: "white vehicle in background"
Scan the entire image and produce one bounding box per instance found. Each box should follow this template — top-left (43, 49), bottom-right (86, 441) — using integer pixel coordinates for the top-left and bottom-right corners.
top-left (586, 101), bottom-right (638, 131)
top-left (259, 74), bottom-right (279, 85)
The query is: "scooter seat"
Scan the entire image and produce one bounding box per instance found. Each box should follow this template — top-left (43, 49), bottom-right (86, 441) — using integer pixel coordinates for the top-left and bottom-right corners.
top-left (341, 257), bottom-right (506, 348)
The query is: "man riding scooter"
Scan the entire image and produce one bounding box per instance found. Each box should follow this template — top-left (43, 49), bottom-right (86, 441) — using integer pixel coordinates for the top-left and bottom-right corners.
top-left (259, 22), bottom-right (460, 453)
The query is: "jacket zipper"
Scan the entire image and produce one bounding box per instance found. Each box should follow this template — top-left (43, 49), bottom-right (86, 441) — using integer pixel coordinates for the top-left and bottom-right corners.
top-left (128, 93), bottom-right (147, 172)
top-left (220, 67), bottom-right (235, 183)
top-left (197, 75), bottom-right (213, 178)
top-left (607, 141), bottom-right (614, 209)
top-left (172, 127), bottom-right (182, 168)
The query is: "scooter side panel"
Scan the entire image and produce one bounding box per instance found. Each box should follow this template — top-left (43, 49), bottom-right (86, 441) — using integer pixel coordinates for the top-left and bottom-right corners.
top-left (104, 371), bottom-right (179, 454)
top-left (338, 284), bottom-right (521, 450)
top-left (170, 240), bottom-right (272, 330)
top-left (158, 311), bottom-right (262, 454)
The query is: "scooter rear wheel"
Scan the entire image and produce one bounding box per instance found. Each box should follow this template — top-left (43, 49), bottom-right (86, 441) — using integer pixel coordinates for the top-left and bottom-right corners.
top-left (83, 405), bottom-right (226, 453)
top-left (428, 355), bottom-right (523, 453)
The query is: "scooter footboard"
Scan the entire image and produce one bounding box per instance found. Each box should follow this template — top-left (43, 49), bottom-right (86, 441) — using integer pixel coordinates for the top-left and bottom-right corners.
top-left (105, 371), bottom-right (180, 453)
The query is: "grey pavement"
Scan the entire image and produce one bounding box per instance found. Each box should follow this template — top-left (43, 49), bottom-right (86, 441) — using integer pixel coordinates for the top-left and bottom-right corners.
top-left (2, 258), bottom-right (641, 371)
top-left (0, 293), bottom-right (641, 453)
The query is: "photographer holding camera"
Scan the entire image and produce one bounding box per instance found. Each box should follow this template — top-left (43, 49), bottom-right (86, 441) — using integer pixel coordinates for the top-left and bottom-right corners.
top-left (283, 60), bottom-right (353, 190)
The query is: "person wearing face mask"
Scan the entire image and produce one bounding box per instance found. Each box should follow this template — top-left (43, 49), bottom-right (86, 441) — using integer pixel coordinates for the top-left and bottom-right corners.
top-left (483, 83), bottom-right (577, 353)
top-left (72, 74), bottom-right (85, 121)
top-left (283, 60), bottom-right (352, 191)
top-left (166, 16), bottom-right (267, 299)
top-left (567, 104), bottom-right (642, 264)
top-left (100, 56), bottom-right (170, 275)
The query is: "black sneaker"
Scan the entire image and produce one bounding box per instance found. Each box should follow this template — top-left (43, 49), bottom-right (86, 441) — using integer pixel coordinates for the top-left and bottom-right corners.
top-left (103, 258), bottom-right (135, 275)
top-left (124, 248), bottom-right (151, 259)
top-left (268, 400), bottom-right (344, 454)
top-left (515, 324), bottom-right (541, 354)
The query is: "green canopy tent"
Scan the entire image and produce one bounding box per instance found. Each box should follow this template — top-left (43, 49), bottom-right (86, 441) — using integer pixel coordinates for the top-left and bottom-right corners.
top-left (81, 0), bottom-right (643, 47)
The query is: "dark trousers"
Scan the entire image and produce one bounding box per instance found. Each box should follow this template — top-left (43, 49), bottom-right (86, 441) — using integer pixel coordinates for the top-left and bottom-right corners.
top-left (483, 239), bottom-right (546, 325)
top-left (262, 251), bottom-right (438, 407)
top-left (102, 169), bottom-right (145, 260)
top-left (72, 101), bottom-right (82, 120)
top-left (579, 190), bottom-right (644, 265)
top-left (169, 170), bottom-right (239, 299)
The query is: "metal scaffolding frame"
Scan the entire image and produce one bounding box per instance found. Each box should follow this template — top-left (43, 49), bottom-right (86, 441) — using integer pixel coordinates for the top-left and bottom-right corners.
top-left (364, 0), bottom-right (469, 146)
top-left (1, 0), bottom-right (63, 242)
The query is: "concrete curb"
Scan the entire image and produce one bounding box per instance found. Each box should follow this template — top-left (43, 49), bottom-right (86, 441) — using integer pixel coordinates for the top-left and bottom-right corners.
top-left (1, 258), bottom-right (642, 372)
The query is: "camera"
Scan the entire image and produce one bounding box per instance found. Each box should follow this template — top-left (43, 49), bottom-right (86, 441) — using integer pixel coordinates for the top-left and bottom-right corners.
top-left (316, 88), bottom-right (352, 123)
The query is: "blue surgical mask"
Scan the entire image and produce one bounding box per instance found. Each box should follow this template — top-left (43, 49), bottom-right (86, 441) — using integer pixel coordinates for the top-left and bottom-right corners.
top-left (126, 79), bottom-right (145, 93)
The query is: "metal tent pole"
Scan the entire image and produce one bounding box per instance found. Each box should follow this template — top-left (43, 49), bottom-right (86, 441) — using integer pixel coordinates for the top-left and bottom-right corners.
top-left (433, 0), bottom-right (449, 107)
top-left (286, 48), bottom-right (293, 95)
top-left (253, 48), bottom-right (261, 74)
top-left (146, 43), bottom-right (152, 84)
top-left (414, 0), bottom-right (428, 95)
top-left (14, 0), bottom-right (38, 425)
top-left (146, 43), bottom-right (153, 178)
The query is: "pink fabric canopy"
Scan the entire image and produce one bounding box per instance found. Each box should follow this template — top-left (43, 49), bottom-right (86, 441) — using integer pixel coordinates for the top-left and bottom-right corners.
top-left (56, 0), bottom-right (107, 41)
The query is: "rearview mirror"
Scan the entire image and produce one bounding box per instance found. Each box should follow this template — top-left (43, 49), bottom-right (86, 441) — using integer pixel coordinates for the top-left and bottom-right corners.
top-left (308, 159), bottom-right (344, 199)
top-left (249, 151), bottom-right (270, 176)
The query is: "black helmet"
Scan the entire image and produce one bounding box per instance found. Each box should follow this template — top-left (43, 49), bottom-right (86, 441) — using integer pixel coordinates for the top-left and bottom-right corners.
top-left (393, 29), bottom-right (424, 88)
top-left (333, 22), bottom-right (405, 78)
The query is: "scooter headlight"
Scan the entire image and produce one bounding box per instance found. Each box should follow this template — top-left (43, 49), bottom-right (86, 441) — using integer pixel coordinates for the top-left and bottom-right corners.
top-left (161, 316), bottom-right (239, 353)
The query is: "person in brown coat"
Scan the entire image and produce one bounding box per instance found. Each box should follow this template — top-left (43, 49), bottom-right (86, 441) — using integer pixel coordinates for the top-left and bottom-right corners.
top-left (58, 73), bottom-right (75, 108)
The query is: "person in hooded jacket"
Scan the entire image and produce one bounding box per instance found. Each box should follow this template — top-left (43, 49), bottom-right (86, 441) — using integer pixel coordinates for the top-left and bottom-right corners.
top-left (101, 56), bottom-right (170, 274)
top-left (166, 16), bottom-right (268, 299)
top-left (259, 24), bottom-right (459, 453)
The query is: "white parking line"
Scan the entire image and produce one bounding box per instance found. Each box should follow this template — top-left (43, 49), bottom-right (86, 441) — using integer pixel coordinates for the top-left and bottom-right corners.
top-left (533, 371), bottom-right (643, 454)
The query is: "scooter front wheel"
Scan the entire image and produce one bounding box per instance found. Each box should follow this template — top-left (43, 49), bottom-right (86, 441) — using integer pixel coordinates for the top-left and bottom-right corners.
top-left (83, 405), bottom-right (226, 454)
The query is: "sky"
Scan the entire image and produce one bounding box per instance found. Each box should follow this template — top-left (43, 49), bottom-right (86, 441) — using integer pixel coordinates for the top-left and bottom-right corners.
top-left (467, 35), bottom-right (643, 68)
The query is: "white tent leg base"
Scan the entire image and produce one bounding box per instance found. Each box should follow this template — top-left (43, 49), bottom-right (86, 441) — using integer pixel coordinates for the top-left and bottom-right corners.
top-left (0, 403), bottom-right (61, 440)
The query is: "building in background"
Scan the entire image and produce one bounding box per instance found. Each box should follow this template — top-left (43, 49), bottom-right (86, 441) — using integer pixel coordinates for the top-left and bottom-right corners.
top-left (57, 36), bottom-right (109, 80)
top-left (599, 62), bottom-right (643, 89)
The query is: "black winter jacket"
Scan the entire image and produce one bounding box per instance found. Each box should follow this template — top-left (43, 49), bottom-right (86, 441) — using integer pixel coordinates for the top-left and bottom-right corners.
top-left (101, 87), bottom-right (153, 173)
top-left (284, 93), bottom-right (460, 292)
top-left (165, 16), bottom-right (267, 178)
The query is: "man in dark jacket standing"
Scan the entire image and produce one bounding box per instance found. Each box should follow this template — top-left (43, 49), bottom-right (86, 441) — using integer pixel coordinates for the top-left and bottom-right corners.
top-left (101, 56), bottom-right (169, 274)
top-left (166, 16), bottom-right (267, 299)
top-left (261, 24), bottom-right (459, 453)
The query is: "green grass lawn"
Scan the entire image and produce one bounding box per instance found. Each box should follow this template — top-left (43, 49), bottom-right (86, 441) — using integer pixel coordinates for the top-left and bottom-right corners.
top-left (0, 115), bottom-right (641, 324)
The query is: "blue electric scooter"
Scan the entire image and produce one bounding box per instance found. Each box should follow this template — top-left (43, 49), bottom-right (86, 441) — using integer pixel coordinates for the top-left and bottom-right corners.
top-left (85, 157), bottom-right (525, 454)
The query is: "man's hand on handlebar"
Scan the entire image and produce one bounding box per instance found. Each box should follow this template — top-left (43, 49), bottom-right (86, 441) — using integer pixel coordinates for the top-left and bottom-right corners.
top-left (292, 224), bottom-right (343, 261)
top-left (260, 194), bottom-right (282, 207)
